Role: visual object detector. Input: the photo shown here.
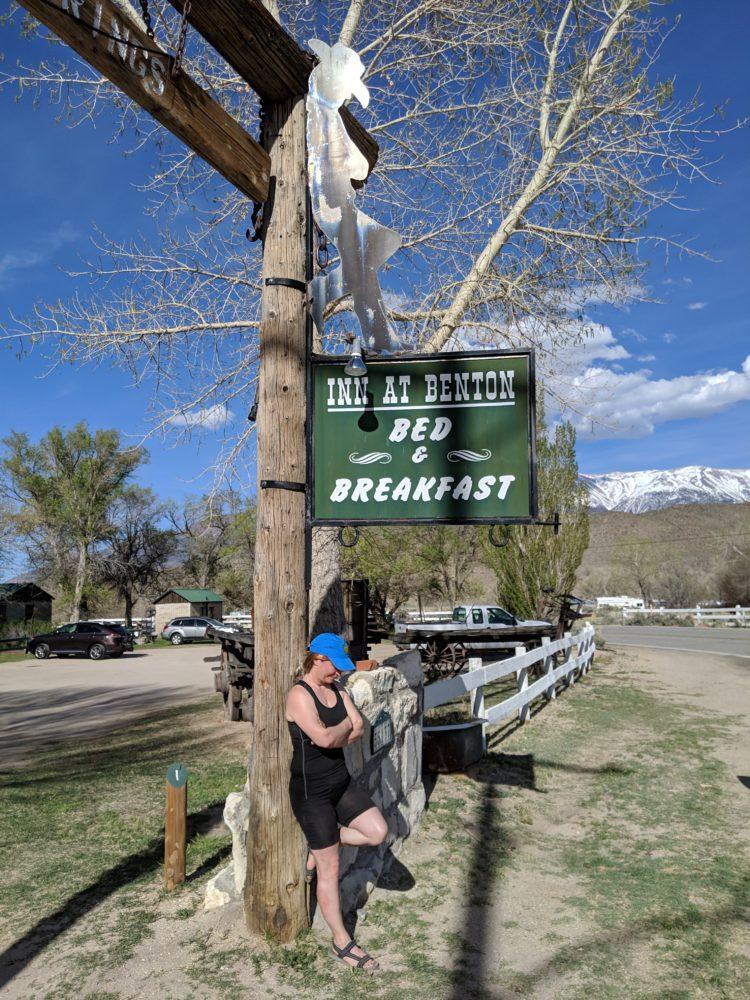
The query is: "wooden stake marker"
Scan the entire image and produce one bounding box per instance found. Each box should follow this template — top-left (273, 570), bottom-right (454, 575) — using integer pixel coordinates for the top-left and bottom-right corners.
top-left (164, 761), bottom-right (188, 891)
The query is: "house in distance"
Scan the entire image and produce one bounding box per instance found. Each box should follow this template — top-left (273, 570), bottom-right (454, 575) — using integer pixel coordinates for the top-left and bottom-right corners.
top-left (153, 588), bottom-right (225, 634)
top-left (0, 582), bottom-right (54, 625)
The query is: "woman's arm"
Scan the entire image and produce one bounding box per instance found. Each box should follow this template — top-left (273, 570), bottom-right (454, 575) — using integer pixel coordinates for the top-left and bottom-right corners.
top-left (286, 686), bottom-right (353, 748)
top-left (337, 686), bottom-right (365, 744)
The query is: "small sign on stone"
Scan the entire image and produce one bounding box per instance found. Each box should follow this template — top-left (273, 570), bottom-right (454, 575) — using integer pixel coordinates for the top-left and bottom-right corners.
top-left (371, 709), bottom-right (394, 755)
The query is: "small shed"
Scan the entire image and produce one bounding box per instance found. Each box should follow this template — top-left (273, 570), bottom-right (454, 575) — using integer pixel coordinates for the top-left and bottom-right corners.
top-left (153, 588), bottom-right (225, 633)
top-left (0, 582), bottom-right (54, 625)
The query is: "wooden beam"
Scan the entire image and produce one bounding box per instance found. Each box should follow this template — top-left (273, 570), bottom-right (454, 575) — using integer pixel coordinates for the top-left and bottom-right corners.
top-left (18, 0), bottom-right (270, 203)
top-left (167, 0), bottom-right (379, 176)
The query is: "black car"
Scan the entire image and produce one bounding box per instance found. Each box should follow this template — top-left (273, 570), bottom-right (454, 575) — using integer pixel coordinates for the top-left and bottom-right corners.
top-left (26, 622), bottom-right (134, 661)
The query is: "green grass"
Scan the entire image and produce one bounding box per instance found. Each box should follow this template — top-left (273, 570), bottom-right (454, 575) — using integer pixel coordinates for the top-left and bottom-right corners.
top-left (0, 648), bottom-right (29, 664)
top-left (0, 697), bottom-right (245, 994)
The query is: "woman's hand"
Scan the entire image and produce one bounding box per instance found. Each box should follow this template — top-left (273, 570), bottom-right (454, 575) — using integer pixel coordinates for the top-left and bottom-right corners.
top-left (337, 686), bottom-right (365, 744)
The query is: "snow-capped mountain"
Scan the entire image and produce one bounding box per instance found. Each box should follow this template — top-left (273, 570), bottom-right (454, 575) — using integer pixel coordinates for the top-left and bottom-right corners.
top-left (581, 466), bottom-right (750, 513)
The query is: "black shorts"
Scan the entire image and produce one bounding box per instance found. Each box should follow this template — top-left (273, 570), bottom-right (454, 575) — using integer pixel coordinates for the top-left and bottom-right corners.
top-left (289, 770), bottom-right (375, 850)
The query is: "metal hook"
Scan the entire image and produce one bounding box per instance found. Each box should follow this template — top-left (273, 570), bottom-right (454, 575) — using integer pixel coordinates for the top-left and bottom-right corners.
top-left (337, 526), bottom-right (360, 548)
top-left (488, 524), bottom-right (511, 548)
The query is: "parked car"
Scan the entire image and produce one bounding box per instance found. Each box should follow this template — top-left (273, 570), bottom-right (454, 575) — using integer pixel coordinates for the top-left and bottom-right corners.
top-left (161, 617), bottom-right (235, 645)
top-left (26, 621), bottom-right (134, 660)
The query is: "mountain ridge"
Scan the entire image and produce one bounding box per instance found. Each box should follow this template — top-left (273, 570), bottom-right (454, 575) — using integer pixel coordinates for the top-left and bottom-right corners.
top-left (580, 466), bottom-right (750, 513)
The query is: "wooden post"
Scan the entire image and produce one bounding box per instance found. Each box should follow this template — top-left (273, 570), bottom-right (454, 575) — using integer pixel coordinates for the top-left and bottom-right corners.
top-left (469, 657), bottom-right (485, 753)
top-left (515, 646), bottom-right (529, 724)
top-left (164, 763), bottom-right (188, 890)
top-left (562, 630), bottom-right (574, 688)
top-left (245, 94), bottom-right (309, 941)
top-left (542, 636), bottom-right (556, 701)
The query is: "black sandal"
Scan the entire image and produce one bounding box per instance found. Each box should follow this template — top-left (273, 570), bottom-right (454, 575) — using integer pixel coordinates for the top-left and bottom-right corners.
top-left (331, 939), bottom-right (379, 972)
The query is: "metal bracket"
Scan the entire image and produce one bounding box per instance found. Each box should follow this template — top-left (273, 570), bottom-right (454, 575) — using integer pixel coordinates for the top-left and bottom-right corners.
top-left (247, 176), bottom-right (276, 243)
top-left (265, 277), bottom-right (307, 293)
top-left (536, 512), bottom-right (561, 535)
top-left (260, 480), bottom-right (307, 493)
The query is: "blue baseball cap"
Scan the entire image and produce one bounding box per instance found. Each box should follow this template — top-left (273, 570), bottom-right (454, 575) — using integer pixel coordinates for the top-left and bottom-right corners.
top-left (308, 633), bottom-right (356, 673)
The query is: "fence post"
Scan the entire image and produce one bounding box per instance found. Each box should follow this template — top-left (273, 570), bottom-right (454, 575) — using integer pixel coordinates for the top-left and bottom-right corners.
top-left (472, 685), bottom-right (486, 754)
top-left (466, 656), bottom-right (485, 752)
top-left (583, 628), bottom-right (593, 674)
top-left (542, 636), bottom-right (556, 701)
top-left (515, 646), bottom-right (529, 724)
top-left (562, 632), bottom-right (574, 688)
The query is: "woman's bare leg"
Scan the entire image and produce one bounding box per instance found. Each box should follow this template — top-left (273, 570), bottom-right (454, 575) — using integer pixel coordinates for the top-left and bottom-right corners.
top-left (311, 842), bottom-right (376, 969)
top-left (340, 807), bottom-right (389, 847)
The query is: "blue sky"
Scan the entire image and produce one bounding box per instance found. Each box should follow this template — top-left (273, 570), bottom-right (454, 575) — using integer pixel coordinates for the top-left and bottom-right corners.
top-left (0, 0), bottom-right (748, 506)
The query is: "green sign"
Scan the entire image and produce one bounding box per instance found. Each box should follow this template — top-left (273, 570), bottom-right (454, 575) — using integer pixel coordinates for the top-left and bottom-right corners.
top-left (311, 351), bottom-right (536, 525)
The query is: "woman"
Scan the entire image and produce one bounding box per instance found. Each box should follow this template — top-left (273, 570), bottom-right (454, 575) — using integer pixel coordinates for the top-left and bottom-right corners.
top-left (286, 632), bottom-right (388, 972)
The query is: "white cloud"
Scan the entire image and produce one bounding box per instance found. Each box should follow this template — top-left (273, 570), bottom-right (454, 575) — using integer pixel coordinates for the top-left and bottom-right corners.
top-left (662, 276), bottom-right (693, 287)
top-left (663, 332), bottom-right (676, 343)
top-left (167, 404), bottom-right (234, 430)
top-left (566, 356), bottom-right (750, 439)
top-left (636, 354), bottom-right (656, 362)
top-left (688, 301), bottom-right (708, 311)
top-left (0, 222), bottom-right (79, 288)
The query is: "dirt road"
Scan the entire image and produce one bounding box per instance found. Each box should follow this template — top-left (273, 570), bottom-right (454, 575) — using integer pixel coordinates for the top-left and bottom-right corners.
top-left (0, 644), bottom-right (220, 768)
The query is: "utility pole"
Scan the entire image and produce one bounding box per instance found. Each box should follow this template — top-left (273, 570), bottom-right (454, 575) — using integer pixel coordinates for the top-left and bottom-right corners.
top-left (245, 94), bottom-right (309, 939)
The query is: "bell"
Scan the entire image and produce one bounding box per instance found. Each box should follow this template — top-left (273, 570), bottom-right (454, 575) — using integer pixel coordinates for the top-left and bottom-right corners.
top-left (344, 336), bottom-right (367, 378)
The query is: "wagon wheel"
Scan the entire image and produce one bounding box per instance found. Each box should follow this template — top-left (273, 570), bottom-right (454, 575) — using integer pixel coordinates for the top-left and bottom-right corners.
top-left (224, 683), bottom-right (242, 721)
top-left (421, 638), bottom-right (445, 683)
top-left (442, 642), bottom-right (468, 677)
top-left (421, 639), bottom-right (468, 682)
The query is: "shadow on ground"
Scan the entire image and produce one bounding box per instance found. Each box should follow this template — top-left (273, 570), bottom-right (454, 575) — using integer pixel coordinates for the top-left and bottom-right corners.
top-left (0, 799), bottom-right (227, 990)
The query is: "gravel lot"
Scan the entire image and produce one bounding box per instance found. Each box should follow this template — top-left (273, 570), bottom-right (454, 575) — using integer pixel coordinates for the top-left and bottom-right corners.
top-left (0, 643), bottom-right (220, 768)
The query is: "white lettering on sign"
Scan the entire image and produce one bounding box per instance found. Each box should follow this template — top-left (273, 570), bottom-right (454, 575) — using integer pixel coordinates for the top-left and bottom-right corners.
top-left (56, 0), bottom-right (170, 98)
top-left (325, 371), bottom-right (516, 410)
top-left (328, 474), bottom-right (516, 505)
top-left (388, 417), bottom-right (453, 443)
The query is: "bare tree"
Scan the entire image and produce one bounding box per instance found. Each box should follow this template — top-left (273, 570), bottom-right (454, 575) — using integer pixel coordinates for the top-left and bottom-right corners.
top-left (166, 493), bottom-right (233, 589)
top-left (97, 487), bottom-right (175, 624)
top-left (0, 1), bottom-right (742, 611)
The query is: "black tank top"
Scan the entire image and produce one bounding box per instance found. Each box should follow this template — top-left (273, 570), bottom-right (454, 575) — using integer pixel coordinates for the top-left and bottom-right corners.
top-left (288, 680), bottom-right (348, 792)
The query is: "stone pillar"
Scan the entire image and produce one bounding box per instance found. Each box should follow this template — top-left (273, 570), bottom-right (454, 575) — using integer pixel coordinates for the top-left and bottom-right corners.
top-left (204, 651), bottom-right (424, 915)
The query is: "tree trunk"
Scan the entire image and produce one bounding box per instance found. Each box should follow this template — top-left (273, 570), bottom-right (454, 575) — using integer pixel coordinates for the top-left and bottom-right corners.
top-left (71, 542), bottom-right (87, 621)
top-left (124, 590), bottom-right (134, 627)
top-left (309, 527), bottom-right (346, 636)
top-left (245, 94), bottom-right (308, 941)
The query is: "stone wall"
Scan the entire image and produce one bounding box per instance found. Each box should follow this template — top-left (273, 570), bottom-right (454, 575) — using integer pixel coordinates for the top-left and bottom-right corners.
top-left (205, 650), bottom-right (424, 915)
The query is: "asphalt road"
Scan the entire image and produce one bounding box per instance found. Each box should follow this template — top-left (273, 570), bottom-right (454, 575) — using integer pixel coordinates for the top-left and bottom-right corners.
top-left (597, 625), bottom-right (750, 659)
top-left (0, 643), bottom-right (220, 768)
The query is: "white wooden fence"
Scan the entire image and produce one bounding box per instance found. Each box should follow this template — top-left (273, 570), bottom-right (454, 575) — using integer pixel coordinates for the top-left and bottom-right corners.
top-left (424, 625), bottom-right (596, 750)
top-left (621, 605), bottom-right (749, 626)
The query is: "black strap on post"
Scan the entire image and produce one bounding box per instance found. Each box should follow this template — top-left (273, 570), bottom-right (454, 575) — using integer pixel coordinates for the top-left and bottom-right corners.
top-left (264, 277), bottom-right (307, 293)
top-left (260, 480), bottom-right (307, 493)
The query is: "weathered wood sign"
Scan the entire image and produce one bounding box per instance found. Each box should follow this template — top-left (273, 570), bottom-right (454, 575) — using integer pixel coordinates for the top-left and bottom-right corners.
top-left (17, 0), bottom-right (271, 202)
top-left (311, 351), bottom-right (537, 525)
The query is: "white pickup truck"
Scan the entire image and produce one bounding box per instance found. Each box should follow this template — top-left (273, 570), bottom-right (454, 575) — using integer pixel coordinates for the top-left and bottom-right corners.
top-left (394, 603), bottom-right (554, 679)
top-left (395, 604), bottom-right (550, 635)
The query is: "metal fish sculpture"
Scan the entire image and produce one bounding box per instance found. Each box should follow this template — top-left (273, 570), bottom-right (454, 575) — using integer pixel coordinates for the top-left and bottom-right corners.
top-left (307, 38), bottom-right (402, 352)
